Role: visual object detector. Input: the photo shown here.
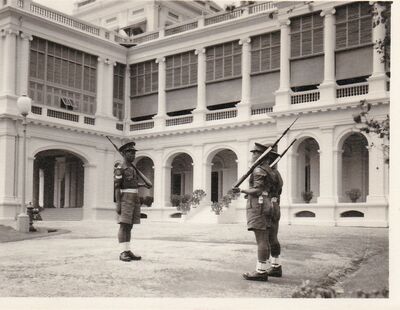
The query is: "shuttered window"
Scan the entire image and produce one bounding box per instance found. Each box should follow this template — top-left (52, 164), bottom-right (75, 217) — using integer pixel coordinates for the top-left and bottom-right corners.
top-left (113, 63), bottom-right (126, 120)
top-left (251, 31), bottom-right (280, 74)
top-left (335, 2), bottom-right (372, 49)
top-left (206, 41), bottom-right (241, 82)
top-left (290, 12), bottom-right (324, 58)
top-left (130, 60), bottom-right (158, 97)
top-left (166, 51), bottom-right (197, 90)
top-left (29, 36), bottom-right (97, 114)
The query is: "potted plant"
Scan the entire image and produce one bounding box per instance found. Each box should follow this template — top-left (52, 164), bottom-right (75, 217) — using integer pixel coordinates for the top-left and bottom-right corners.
top-left (211, 201), bottom-right (223, 215)
top-left (302, 191), bottom-right (313, 203)
top-left (190, 189), bottom-right (206, 208)
top-left (177, 194), bottom-right (192, 215)
top-left (346, 188), bottom-right (361, 203)
top-left (170, 195), bottom-right (182, 207)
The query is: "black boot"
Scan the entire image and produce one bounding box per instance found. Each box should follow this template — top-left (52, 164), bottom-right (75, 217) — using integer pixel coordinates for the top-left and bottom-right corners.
top-left (119, 251), bottom-right (132, 262)
top-left (243, 271), bottom-right (268, 281)
top-left (127, 250), bottom-right (142, 260)
top-left (266, 265), bottom-right (282, 277)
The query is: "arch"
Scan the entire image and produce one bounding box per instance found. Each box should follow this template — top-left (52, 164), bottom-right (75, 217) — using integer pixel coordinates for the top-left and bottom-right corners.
top-left (32, 149), bottom-right (85, 217)
top-left (135, 152), bottom-right (155, 164)
top-left (340, 133), bottom-right (369, 202)
top-left (291, 132), bottom-right (322, 152)
top-left (295, 211), bottom-right (316, 217)
top-left (32, 145), bottom-right (90, 164)
top-left (204, 145), bottom-right (239, 166)
top-left (335, 128), bottom-right (370, 151)
top-left (340, 210), bottom-right (364, 218)
top-left (292, 137), bottom-right (320, 203)
top-left (164, 149), bottom-right (196, 167)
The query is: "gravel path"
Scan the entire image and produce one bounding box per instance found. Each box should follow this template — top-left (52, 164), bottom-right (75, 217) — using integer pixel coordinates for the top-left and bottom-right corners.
top-left (0, 220), bottom-right (388, 299)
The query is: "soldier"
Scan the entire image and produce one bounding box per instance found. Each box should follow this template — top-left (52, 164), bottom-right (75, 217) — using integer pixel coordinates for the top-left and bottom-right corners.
top-left (114, 141), bottom-right (152, 262)
top-left (239, 142), bottom-right (283, 281)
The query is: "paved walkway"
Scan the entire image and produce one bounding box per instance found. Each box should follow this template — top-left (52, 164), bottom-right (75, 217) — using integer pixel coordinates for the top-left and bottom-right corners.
top-left (0, 219), bottom-right (391, 309)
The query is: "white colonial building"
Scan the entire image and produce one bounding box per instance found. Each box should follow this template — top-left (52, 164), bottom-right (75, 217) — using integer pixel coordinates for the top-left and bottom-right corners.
top-left (0, 0), bottom-right (390, 226)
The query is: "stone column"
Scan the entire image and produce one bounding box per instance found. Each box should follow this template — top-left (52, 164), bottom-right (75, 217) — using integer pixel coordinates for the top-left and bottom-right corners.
top-left (333, 148), bottom-right (344, 202)
top-left (317, 127), bottom-right (336, 205)
top-left (2, 28), bottom-right (19, 96)
top-left (95, 57), bottom-right (105, 116)
top-left (319, 8), bottom-right (336, 104)
top-left (17, 32), bottom-right (33, 97)
top-left (64, 161), bottom-right (71, 208)
top-left (104, 59), bottom-right (116, 117)
top-left (124, 65), bottom-right (131, 129)
top-left (274, 19), bottom-right (291, 111)
top-left (83, 163), bottom-right (97, 219)
top-left (193, 48), bottom-right (206, 125)
top-left (39, 169), bottom-right (44, 207)
top-left (162, 164), bottom-right (172, 207)
top-left (235, 139), bottom-right (250, 208)
top-left (154, 57), bottom-right (166, 130)
top-left (367, 2), bottom-right (387, 98)
top-left (152, 150), bottom-right (164, 208)
top-left (367, 135), bottom-right (387, 204)
top-left (238, 37), bottom-right (251, 120)
top-left (192, 145), bottom-right (205, 191)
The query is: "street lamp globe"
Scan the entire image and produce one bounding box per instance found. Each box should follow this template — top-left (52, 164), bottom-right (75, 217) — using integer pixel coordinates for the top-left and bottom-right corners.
top-left (17, 95), bottom-right (32, 116)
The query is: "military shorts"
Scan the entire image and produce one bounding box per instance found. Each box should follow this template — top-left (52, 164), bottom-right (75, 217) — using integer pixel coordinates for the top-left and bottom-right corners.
top-left (118, 193), bottom-right (141, 225)
top-left (246, 196), bottom-right (280, 231)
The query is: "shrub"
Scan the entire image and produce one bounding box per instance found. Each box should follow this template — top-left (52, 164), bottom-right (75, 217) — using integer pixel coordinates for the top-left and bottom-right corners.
top-left (346, 188), bottom-right (361, 203)
top-left (301, 191), bottom-right (313, 203)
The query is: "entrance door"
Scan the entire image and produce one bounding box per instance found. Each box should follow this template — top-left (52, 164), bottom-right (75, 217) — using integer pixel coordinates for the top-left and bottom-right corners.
top-left (211, 171), bottom-right (219, 202)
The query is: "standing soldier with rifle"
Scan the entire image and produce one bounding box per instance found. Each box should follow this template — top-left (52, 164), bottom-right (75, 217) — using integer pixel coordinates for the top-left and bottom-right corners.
top-left (233, 119), bottom-right (297, 281)
top-left (107, 138), bottom-right (153, 262)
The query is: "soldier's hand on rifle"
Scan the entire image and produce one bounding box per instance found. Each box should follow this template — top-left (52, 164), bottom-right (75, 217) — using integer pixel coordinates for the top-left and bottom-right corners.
top-left (232, 187), bottom-right (241, 194)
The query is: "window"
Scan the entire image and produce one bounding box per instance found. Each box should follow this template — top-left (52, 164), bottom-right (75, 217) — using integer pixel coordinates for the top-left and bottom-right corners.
top-left (251, 31), bottom-right (280, 73)
top-left (166, 51), bottom-right (197, 89)
top-left (168, 11), bottom-right (179, 20)
top-left (29, 36), bottom-right (97, 114)
top-left (113, 63), bottom-right (126, 120)
top-left (132, 8), bottom-right (144, 15)
top-left (206, 41), bottom-right (242, 82)
top-left (335, 2), bottom-right (372, 49)
top-left (77, 0), bottom-right (95, 8)
top-left (290, 12), bottom-right (324, 58)
top-left (106, 17), bottom-right (117, 24)
top-left (130, 60), bottom-right (158, 97)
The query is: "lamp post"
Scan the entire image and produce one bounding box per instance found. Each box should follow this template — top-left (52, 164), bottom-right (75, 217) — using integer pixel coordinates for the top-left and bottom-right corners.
top-left (16, 95), bottom-right (33, 233)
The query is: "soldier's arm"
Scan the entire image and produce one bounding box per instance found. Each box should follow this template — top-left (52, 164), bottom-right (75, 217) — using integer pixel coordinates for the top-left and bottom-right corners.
top-left (114, 168), bottom-right (122, 214)
top-left (241, 167), bottom-right (265, 196)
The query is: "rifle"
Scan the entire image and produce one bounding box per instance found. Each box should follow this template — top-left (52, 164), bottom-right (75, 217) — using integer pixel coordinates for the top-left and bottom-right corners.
top-left (106, 136), bottom-right (153, 188)
top-left (232, 116), bottom-right (299, 188)
top-left (270, 139), bottom-right (297, 168)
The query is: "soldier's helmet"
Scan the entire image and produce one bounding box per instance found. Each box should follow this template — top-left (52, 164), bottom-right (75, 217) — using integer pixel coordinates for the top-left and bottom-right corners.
top-left (251, 143), bottom-right (280, 162)
top-left (119, 141), bottom-right (137, 154)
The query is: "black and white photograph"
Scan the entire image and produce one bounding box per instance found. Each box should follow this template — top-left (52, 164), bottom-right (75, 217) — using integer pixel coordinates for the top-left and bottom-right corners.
top-left (0, 0), bottom-right (398, 309)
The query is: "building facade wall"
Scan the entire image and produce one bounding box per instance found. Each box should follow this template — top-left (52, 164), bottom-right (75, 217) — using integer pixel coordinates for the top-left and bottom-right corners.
top-left (0, 1), bottom-right (390, 227)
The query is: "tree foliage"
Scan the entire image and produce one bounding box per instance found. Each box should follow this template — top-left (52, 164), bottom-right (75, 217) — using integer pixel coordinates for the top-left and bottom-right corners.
top-left (353, 100), bottom-right (389, 164)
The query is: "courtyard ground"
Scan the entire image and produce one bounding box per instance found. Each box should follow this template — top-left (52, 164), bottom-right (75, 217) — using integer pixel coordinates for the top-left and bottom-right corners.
top-left (0, 218), bottom-right (392, 309)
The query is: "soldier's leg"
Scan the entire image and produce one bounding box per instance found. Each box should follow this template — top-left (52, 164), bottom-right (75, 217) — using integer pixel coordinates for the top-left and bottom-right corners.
top-left (118, 223), bottom-right (133, 262)
top-left (267, 220), bottom-right (282, 277)
top-left (243, 229), bottom-right (270, 281)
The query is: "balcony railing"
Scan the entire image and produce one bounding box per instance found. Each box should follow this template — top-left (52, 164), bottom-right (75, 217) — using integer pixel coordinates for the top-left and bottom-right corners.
top-left (206, 108), bottom-right (237, 121)
top-left (29, 2), bottom-right (100, 36)
top-left (130, 120), bottom-right (155, 131)
top-left (251, 107), bottom-right (273, 115)
top-left (291, 90), bottom-right (320, 105)
top-left (336, 82), bottom-right (369, 98)
top-left (166, 115), bottom-right (193, 127)
top-left (165, 21), bottom-right (198, 36)
top-left (31, 104), bottom-right (97, 126)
